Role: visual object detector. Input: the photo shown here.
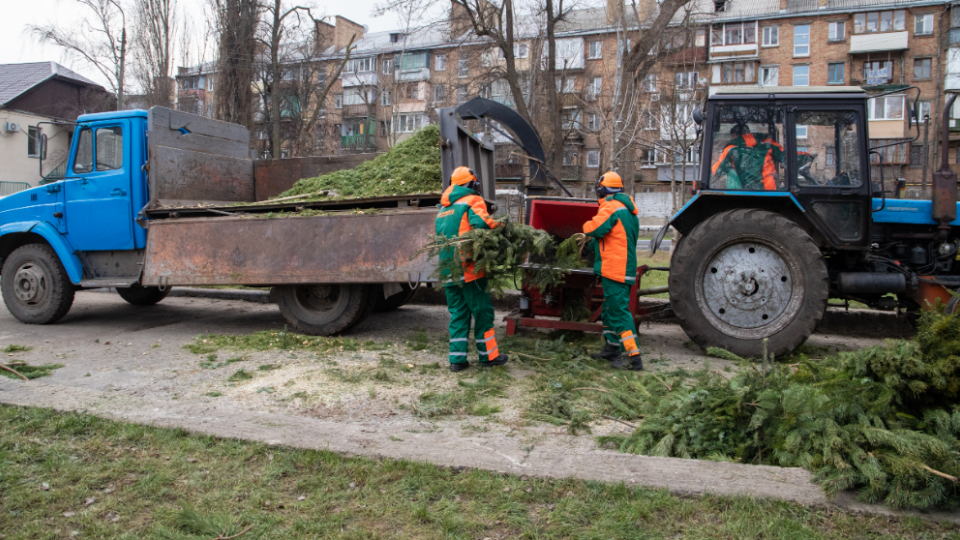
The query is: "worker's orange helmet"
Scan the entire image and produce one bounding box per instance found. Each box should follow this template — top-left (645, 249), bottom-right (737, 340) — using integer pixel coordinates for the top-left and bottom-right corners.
top-left (595, 171), bottom-right (623, 200)
top-left (451, 166), bottom-right (482, 193)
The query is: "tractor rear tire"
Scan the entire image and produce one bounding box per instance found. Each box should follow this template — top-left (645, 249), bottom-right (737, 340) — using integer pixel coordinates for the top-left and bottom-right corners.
top-left (1, 244), bottom-right (75, 324)
top-left (374, 283), bottom-right (420, 312)
top-left (117, 284), bottom-right (171, 306)
top-left (669, 209), bottom-right (828, 358)
top-left (274, 284), bottom-right (371, 335)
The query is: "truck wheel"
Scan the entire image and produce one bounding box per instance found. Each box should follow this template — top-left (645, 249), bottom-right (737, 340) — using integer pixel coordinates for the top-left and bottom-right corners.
top-left (1, 244), bottom-right (75, 324)
top-left (117, 285), bottom-right (171, 306)
top-left (374, 283), bottom-right (420, 312)
top-left (669, 209), bottom-right (828, 357)
top-left (274, 284), bottom-right (371, 335)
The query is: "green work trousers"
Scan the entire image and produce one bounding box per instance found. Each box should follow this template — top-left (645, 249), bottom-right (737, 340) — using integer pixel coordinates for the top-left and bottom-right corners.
top-left (601, 277), bottom-right (641, 356)
top-left (444, 278), bottom-right (499, 364)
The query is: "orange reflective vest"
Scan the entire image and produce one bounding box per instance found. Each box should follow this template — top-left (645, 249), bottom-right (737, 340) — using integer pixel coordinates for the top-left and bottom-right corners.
top-left (435, 184), bottom-right (499, 285)
top-left (582, 193), bottom-right (640, 284)
top-left (711, 134), bottom-right (784, 190)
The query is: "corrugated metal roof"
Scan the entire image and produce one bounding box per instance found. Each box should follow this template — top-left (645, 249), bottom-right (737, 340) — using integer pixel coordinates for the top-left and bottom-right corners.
top-left (0, 62), bottom-right (100, 107)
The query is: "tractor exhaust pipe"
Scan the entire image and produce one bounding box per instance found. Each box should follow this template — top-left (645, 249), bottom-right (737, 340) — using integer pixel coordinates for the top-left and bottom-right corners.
top-left (932, 93), bottom-right (959, 240)
top-left (837, 273), bottom-right (906, 294)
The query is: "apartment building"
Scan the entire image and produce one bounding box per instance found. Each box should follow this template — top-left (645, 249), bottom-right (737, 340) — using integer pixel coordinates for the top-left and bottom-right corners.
top-left (175, 0), bottom-right (960, 196)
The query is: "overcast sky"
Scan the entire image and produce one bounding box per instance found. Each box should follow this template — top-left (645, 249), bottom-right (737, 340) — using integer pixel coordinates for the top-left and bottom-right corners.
top-left (2, 0), bottom-right (403, 89)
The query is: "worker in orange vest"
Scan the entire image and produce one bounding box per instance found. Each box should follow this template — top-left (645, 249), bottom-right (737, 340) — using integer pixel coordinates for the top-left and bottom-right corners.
top-left (712, 124), bottom-right (784, 190)
top-left (583, 171), bottom-right (643, 370)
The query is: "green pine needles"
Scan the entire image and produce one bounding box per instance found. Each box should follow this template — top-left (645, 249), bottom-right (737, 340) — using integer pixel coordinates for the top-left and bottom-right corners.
top-left (599, 310), bottom-right (960, 510)
top-left (420, 220), bottom-right (588, 296)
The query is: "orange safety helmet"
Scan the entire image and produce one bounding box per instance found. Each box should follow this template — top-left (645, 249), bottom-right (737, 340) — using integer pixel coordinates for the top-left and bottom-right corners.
top-left (595, 171), bottom-right (623, 199)
top-left (451, 166), bottom-right (482, 193)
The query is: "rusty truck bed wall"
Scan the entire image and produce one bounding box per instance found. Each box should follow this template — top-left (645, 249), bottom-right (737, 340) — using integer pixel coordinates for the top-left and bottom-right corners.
top-left (141, 208), bottom-right (437, 286)
top-left (147, 107), bottom-right (255, 207)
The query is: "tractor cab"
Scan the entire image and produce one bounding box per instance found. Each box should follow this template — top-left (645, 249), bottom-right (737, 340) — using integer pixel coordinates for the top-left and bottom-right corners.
top-left (666, 86), bottom-right (875, 250)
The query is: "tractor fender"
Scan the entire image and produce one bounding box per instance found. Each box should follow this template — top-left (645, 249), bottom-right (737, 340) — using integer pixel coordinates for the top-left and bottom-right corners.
top-left (0, 221), bottom-right (84, 284)
top-left (650, 192), bottom-right (812, 254)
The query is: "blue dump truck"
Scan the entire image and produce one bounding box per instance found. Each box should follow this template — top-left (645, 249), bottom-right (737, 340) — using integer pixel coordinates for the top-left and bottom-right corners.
top-left (0, 107), bottom-right (456, 334)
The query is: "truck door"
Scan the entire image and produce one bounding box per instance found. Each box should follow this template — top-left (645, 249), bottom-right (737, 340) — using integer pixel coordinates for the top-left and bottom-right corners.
top-left (63, 122), bottom-right (135, 251)
top-left (787, 105), bottom-right (870, 248)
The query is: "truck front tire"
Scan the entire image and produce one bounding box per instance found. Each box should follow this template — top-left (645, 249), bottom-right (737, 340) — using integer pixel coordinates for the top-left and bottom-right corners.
top-left (1, 244), bottom-right (76, 324)
top-left (274, 284), bottom-right (372, 335)
top-left (117, 285), bottom-right (171, 306)
top-left (669, 209), bottom-right (828, 357)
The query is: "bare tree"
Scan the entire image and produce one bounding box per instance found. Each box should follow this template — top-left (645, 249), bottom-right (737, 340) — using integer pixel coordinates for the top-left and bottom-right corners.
top-left (212, 0), bottom-right (260, 128)
top-left (30, 0), bottom-right (129, 109)
top-left (133, 0), bottom-right (178, 107)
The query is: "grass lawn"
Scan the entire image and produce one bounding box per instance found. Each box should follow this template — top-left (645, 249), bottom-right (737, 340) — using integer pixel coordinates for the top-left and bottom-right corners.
top-left (2, 405), bottom-right (958, 539)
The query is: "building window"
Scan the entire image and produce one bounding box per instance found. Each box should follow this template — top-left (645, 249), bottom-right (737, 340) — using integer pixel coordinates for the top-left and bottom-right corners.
top-left (827, 62), bottom-right (845, 84)
top-left (918, 101), bottom-right (932, 122)
top-left (854, 10), bottom-right (906, 33)
top-left (457, 86), bottom-right (467, 103)
top-left (762, 26), bottom-right (778, 46)
top-left (794, 24), bottom-right (810, 57)
top-left (562, 146), bottom-right (577, 166)
top-left (434, 54), bottom-right (446, 71)
top-left (587, 113), bottom-right (601, 131)
top-left (863, 60), bottom-right (893, 85)
top-left (713, 62), bottom-right (756, 83)
top-left (915, 13), bottom-right (934, 36)
top-left (828, 22), bottom-right (845, 42)
top-left (793, 65), bottom-right (809, 86)
top-left (588, 41), bottom-right (602, 59)
top-left (589, 77), bottom-right (602, 96)
top-left (458, 58), bottom-right (469, 78)
top-left (515, 43), bottom-right (528, 58)
top-left (675, 71), bottom-right (699, 89)
top-left (403, 84), bottom-right (419, 100)
top-left (27, 126), bottom-right (39, 157)
top-left (759, 66), bottom-right (778, 86)
top-left (825, 145), bottom-right (836, 166)
top-left (642, 74), bottom-right (657, 92)
top-left (914, 58), bottom-right (932, 79)
top-left (910, 145), bottom-right (926, 168)
top-left (334, 93), bottom-right (343, 109)
top-left (394, 114), bottom-right (423, 133)
top-left (796, 125), bottom-right (808, 139)
top-left (382, 59), bottom-right (393, 74)
top-left (711, 22), bottom-right (758, 46)
top-left (586, 150), bottom-right (600, 168)
top-left (640, 148), bottom-right (657, 166)
top-left (561, 109), bottom-right (581, 130)
top-left (434, 84), bottom-right (445, 104)
top-left (346, 57), bottom-right (374, 73)
top-left (557, 77), bottom-right (576, 93)
top-left (870, 139), bottom-right (907, 164)
top-left (869, 95), bottom-right (904, 120)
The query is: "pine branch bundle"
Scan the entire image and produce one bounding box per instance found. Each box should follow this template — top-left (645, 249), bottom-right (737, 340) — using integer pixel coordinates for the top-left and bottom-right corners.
top-left (601, 311), bottom-right (960, 510)
top-left (419, 220), bottom-right (589, 296)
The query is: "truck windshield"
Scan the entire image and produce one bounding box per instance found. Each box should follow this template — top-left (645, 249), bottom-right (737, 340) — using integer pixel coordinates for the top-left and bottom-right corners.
top-left (709, 104), bottom-right (785, 191)
top-left (794, 110), bottom-right (861, 187)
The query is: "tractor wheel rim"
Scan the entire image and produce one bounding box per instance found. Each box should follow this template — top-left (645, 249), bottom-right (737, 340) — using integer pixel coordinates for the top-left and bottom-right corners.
top-left (697, 237), bottom-right (803, 340)
top-left (13, 263), bottom-right (49, 305)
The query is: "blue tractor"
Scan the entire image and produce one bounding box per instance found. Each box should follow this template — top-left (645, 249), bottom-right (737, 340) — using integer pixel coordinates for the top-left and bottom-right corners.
top-left (654, 86), bottom-right (958, 357)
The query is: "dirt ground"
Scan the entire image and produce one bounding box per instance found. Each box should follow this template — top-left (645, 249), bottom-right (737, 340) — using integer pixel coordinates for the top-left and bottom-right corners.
top-left (2, 290), bottom-right (944, 521)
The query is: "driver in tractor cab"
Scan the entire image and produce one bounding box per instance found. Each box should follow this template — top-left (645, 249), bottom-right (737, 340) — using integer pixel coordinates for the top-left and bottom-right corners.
top-left (436, 166), bottom-right (510, 373)
top-left (711, 124), bottom-right (785, 190)
top-left (583, 172), bottom-right (643, 371)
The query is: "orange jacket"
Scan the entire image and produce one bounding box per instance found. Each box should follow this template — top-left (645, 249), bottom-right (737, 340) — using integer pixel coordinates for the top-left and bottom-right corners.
top-left (436, 183), bottom-right (499, 285)
top-left (582, 193), bottom-right (640, 284)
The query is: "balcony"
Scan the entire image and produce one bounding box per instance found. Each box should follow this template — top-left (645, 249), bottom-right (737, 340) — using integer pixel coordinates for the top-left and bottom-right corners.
top-left (665, 47), bottom-right (707, 67)
top-left (341, 71), bottom-right (377, 88)
top-left (850, 32), bottom-right (908, 54)
top-left (178, 88), bottom-right (206, 99)
top-left (395, 67), bottom-right (430, 82)
top-left (340, 134), bottom-right (376, 149)
top-left (708, 43), bottom-right (758, 61)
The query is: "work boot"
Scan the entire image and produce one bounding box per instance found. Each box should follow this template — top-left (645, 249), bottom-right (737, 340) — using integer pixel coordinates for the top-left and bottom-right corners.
top-left (449, 362), bottom-right (471, 373)
top-left (611, 355), bottom-right (643, 371)
top-left (480, 354), bottom-right (509, 367)
top-left (591, 343), bottom-right (620, 361)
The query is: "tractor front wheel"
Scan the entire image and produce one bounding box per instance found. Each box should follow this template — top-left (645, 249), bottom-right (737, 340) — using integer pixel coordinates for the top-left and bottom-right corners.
top-left (669, 209), bottom-right (828, 357)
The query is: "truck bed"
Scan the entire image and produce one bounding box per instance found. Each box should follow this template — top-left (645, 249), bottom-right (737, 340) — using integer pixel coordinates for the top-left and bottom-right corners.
top-left (143, 193), bottom-right (443, 219)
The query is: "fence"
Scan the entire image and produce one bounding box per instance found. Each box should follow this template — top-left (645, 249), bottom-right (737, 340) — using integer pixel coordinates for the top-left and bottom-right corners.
top-left (0, 181), bottom-right (31, 197)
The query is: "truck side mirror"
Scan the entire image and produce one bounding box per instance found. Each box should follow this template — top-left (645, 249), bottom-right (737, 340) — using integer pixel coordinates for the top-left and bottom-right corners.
top-left (692, 107), bottom-right (704, 126)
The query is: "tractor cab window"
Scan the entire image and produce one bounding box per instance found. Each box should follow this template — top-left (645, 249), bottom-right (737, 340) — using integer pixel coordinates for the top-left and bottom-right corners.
top-left (709, 105), bottom-right (785, 191)
top-left (793, 110), bottom-right (861, 187)
top-left (73, 128), bottom-right (93, 174)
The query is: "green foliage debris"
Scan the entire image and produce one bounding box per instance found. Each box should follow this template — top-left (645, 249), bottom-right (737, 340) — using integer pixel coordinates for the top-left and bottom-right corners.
top-left (274, 126), bottom-right (441, 201)
top-left (0, 362), bottom-right (63, 380)
top-left (2, 344), bottom-right (32, 353)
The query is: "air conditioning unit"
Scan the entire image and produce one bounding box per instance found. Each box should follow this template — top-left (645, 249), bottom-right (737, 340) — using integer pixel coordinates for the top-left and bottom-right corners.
top-left (3, 122), bottom-right (20, 133)
top-left (650, 94), bottom-right (661, 102)
top-left (585, 93), bottom-right (597, 102)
